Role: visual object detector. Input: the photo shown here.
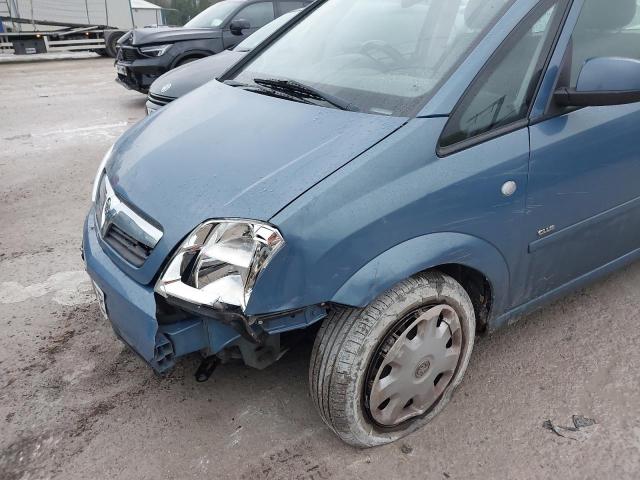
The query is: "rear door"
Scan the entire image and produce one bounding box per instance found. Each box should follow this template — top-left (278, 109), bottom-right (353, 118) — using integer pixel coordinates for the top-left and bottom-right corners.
top-left (222, 1), bottom-right (276, 49)
top-left (524, 0), bottom-right (640, 300)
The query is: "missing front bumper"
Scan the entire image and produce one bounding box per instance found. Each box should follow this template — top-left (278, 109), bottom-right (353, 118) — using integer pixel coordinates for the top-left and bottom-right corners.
top-left (84, 211), bottom-right (327, 374)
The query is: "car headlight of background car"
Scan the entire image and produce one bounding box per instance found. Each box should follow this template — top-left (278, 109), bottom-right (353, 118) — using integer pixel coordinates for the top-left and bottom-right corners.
top-left (140, 44), bottom-right (173, 57)
top-left (155, 220), bottom-right (284, 313)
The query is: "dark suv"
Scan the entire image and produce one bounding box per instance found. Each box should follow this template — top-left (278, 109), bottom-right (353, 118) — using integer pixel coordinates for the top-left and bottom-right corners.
top-left (115, 0), bottom-right (311, 93)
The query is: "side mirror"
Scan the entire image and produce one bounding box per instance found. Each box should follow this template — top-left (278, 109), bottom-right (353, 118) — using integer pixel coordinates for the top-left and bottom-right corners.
top-left (554, 57), bottom-right (640, 107)
top-left (229, 19), bottom-right (251, 35)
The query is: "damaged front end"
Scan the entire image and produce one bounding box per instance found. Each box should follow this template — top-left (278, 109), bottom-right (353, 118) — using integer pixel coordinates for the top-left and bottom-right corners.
top-left (155, 291), bottom-right (327, 374)
top-left (83, 208), bottom-right (326, 378)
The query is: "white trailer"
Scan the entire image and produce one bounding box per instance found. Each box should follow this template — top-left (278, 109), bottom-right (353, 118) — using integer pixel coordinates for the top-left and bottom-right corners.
top-left (0, 0), bottom-right (168, 57)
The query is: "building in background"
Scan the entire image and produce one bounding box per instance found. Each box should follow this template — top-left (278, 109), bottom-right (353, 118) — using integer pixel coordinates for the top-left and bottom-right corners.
top-left (0, 0), bottom-right (169, 56)
top-left (131, 0), bottom-right (166, 26)
top-left (2, 0), bottom-right (167, 31)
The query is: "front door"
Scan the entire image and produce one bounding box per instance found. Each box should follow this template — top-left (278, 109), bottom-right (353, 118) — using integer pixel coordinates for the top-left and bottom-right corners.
top-left (222, 1), bottom-right (276, 49)
top-left (438, 0), bottom-right (567, 310)
top-left (525, 0), bottom-right (640, 300)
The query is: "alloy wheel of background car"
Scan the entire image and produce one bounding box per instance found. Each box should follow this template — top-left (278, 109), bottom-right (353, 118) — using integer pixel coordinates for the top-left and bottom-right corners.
top-left (309, 271), bottom-right (475, 448)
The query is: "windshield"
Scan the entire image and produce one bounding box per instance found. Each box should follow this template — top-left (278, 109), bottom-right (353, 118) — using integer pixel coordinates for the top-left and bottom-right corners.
top-left (233, 0), bottom-right (515, 116)
top-left (629, 0), bottom-right (640, 30)
top-left (185, 1), bottom-right (240, 28)
top-left (234, 10), bottom-right (301, 52)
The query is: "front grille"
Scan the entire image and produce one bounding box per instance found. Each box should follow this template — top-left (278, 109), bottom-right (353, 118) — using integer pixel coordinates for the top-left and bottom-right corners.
top-left (95, 173), bottom-right (162, 268)
top-left (104, 224), bottom-right (152, 268)
top-left (118, 46), bottom-right (141, 62)
top-left (148, 92), bottom-right (175, 106)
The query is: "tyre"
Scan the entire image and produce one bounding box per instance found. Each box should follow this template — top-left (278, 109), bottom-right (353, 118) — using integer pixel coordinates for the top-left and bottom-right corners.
top-left (105, 32), bottom-right (124, 58)
top-left (309, 271), bottom-right (475, 447)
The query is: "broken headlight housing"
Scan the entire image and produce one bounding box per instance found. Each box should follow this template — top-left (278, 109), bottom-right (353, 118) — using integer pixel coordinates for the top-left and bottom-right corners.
top-left (155, 220), bottom-right (284, 312)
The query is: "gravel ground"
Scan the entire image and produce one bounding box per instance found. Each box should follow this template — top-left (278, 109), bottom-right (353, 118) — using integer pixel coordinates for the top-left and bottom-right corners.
top-left (0, 52), bottom-right (100, 64)
top-left (1, 58), bottom-right (639, 480)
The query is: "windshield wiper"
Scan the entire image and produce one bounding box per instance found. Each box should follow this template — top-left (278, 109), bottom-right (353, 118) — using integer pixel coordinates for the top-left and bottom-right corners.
top-left (222, 79), bottom-right (315, 106)
top-left (252, 77), bottom-right (357, 111)
top-left (222, 79), bottom-right (250, 87)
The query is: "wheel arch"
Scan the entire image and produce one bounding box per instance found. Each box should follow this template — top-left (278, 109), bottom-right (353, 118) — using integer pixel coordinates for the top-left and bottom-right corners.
top-left (330, 232), bottom-right (510, 329)
top-left (435, 263), bottom-right (493, 333)
top-left (171, 50), bottom-right (214, 68)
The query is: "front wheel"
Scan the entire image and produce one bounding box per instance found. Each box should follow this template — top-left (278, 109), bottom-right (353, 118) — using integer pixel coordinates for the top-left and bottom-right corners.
top-left (309, 271), bottom-right (475, 447)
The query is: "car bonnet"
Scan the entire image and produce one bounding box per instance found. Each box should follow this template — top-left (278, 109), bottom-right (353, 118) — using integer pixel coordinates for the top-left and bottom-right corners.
top-left (105, 80), bottom-right (406, 284)
top-left (131, 27), bottom-right (221, 46)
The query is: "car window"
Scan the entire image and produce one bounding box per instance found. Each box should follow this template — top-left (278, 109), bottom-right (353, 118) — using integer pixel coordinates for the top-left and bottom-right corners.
top-left (185, 1), bottom-right (241, 28)
top-left (440, 0), bottom-right (562, 149)
top-left (234, 10), bottom-right (299, 52)
top-left (630, 0), bottom-right (640, 29)
top-left (569, 0), bottom-right (640, 86)
top-left (233, 1), bottom-right (276, 29)
top-left (279, 1), bottom-right (305, 14)
top-left (233, 0), bottom-right (517, 117)
top-left (321, 1), bottom-right (429, 59)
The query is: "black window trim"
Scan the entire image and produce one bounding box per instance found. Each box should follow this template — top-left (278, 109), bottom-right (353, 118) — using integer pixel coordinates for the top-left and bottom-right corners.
top-left (437, 0), bottom-right (574, 158)
top-left (528, 39), bottom-right (582, 127)
top-left (530, 0), bottom-right (608, 128)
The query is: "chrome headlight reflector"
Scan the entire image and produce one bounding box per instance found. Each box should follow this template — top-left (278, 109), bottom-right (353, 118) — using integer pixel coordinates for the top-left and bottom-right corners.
top-left (91, 145), bottom-right (113, 203)
top-left (155, 220), bottom-right (284, 312)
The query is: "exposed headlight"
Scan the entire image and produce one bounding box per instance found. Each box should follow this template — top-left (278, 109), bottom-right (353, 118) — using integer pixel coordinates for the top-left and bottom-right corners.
top-left (91, 145), bottom-right (113, 203)
top-left (140, 44), bottom-right (173, 57)
top-left (155, 220), bottom-right (284, 313)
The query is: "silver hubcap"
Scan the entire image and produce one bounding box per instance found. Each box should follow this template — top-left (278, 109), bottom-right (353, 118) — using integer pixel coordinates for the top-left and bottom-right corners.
top-left (368, 304), bottom-right (463, 427)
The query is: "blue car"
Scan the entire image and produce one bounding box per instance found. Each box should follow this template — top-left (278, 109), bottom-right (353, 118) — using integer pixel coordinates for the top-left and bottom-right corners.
top-left (84, 0), bottom-right (640, 447)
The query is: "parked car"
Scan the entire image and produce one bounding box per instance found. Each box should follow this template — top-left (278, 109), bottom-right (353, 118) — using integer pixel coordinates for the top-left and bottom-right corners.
top-left (85, 0), bottom-right (640, 447)
top-left (115, 0), bottom-right (312, 93)
top-left (146, 8), bottom-right (302, 115)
